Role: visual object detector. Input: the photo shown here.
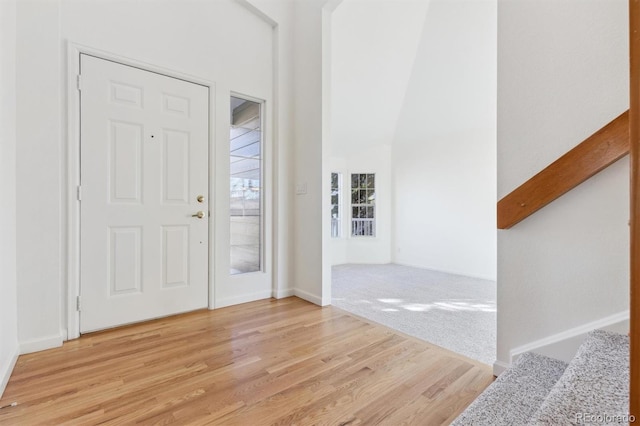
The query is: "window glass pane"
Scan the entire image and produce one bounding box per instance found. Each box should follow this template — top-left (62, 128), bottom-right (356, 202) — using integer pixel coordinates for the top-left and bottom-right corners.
top-left (367, 190), bottom-right (375, 204)
top-left (331, 172), bottom-right (341, 238)
top-left (230, 96), bottom-right (261, 275)
top-left (367, 206), bottom-right (374, 218)
top-left (367, 174), bottom-right (375, 188)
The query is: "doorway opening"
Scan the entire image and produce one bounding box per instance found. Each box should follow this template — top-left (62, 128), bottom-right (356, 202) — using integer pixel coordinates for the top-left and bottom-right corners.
top-left (324, 0), bottom-right (497, 365)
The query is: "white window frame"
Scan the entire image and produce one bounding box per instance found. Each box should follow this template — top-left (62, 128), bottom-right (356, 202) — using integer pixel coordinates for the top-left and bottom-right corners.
top-left (350, 173), bottom-right (376, 237)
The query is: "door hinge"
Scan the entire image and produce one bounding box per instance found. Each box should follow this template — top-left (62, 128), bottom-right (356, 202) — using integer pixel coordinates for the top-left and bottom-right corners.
top-left (77, 75), bottom-right (82, 91)
top-left (76, 296), bottom-right (81, 311)
top-left (77, 185), bottom-right (82, 201)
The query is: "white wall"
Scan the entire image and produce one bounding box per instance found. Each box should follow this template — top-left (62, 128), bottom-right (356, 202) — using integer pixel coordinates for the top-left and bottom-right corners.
top-left (392, 0), bottom-right (497, 281)
top-left (497, 0), bottom-right (629, 372)
top-left (245, 0), bottom-right (334, 306)
top-left (15, 0), bottom-right (63, 353)
top-left (291, 0), bottom-right (328, 305)
top-left (0, 0), bottom-right (20, 397)
top-left (15, 0), bottom-right (275, 349)
top-left (328, 0), bottom-right (429, 266)
top-left (330, 0), bottom-right (429, 152)
top-left (241, 0), bottom-right (296, 301)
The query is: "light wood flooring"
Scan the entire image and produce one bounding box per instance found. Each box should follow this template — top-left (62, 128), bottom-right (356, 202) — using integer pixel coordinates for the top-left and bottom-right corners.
top-left (0, 297), bottom-right (493, 425)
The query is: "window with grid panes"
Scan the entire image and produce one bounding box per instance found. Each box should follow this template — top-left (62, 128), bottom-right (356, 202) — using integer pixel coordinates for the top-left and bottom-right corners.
top-left (331, 173), bottom-right (341, 238)
top-left (351, 173), bottom-right (375, 237)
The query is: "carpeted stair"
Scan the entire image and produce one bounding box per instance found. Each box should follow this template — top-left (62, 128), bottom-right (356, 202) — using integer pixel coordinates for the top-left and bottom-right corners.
top-left (452, 329), bottom-right (629, 425)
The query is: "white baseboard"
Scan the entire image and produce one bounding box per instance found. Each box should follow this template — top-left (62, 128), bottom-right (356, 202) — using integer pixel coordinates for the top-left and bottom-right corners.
top-left (273, 288), bottom-right (295, 299)
top-left (0, 347), bottom-right (19, 398)
top-left (214, 291), bottom-right (272, 309)
top-left (492, 360), bottom-right (509, 377)
top-left (20, 333), bottom-right (64, 355)
top-left (294, 288), bottom-right (323, 306)
top-left (510, 310), bottom-right (630, 364)
top-left (391, 261), bottom-right (496, 282)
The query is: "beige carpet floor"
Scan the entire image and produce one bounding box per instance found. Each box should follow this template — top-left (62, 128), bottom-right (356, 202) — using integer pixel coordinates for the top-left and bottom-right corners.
top-left (332, 263), bottom-right (496, 365)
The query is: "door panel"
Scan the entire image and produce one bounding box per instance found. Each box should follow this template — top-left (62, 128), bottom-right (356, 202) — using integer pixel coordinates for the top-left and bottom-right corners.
top-left (109, 121), bottom-right (143, 203)
top-left (162, 225), bottom-right (189, 288)
top-left (80, 55), bottom-right (209, 333)
top-left (110, 227), bottom-right (142, 295)
top-left (162, 129), bottom-right (190, 204)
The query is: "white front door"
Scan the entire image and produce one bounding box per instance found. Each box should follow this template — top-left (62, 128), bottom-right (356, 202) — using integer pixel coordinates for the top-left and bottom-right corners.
top-left (79, 54), bottom-right (209, 333)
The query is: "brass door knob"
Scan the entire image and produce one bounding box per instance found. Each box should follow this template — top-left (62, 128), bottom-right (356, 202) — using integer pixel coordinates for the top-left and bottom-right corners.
top-left (192, 211), bottom-right (205, 219)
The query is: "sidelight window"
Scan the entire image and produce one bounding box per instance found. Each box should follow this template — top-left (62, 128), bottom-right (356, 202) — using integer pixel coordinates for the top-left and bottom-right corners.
top-left (230, 97), bottom-right (262, 274)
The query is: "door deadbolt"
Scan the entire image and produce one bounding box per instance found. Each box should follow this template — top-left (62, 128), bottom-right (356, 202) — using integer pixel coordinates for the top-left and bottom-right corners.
top-left (197, 195), bottom-right (205, 203)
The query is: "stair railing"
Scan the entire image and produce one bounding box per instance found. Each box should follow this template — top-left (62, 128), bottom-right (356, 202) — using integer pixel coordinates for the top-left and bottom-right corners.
top-left (497, 111), bottom-right (629, 230)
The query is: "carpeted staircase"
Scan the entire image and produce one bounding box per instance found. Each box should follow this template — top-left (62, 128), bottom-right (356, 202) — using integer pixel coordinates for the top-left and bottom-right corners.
top-left (452, 330), bottom-right (630, 425)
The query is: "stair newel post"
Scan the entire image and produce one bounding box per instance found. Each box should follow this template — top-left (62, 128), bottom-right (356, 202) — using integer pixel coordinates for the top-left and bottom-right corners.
top-left (630, 0), bottom-right (640, 418)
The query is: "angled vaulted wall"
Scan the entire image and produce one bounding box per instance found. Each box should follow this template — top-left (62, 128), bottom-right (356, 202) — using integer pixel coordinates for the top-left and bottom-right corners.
top-left (391, 0), bottom-right (497, 281)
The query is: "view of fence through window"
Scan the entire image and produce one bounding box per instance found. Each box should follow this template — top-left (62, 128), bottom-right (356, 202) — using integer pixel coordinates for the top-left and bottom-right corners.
top-left (230, 97), bottom-right (262, 274)
top-left (331, 173), bottom-right (341, 238)
top-left (351, 173), bottom-right (375, 237)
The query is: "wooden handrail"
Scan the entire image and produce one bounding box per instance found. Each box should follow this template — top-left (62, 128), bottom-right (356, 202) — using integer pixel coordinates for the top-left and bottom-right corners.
top-left (497, 111), bottom-right (630, 229)
top-left (629, 0), bottom-right (639, 418)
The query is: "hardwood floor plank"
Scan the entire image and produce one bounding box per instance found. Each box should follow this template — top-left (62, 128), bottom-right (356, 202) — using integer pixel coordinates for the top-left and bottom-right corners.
top-left (0, 297), bottom-right (492, 425)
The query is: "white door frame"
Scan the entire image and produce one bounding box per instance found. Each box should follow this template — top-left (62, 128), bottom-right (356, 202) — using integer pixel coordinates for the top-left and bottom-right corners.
top-left (65, 42), bottom-right (217, 339)
top-left (214, 92), bottom-right (272, 307)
